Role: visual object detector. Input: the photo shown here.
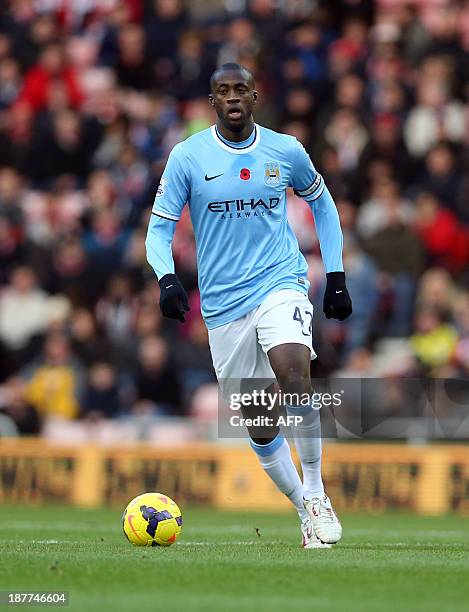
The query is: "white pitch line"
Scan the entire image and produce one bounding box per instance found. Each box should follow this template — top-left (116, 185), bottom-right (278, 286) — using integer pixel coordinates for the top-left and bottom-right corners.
top-left (346, 529), bottom-right (468, 538)
top-left (177, 541), bottom-right (262, 546)
top-left (6, 522), bottom-right (109, 531)
top-left (6, 539), bottom-right (77, 544)
top-left (340, 542), bottom-right (468, 548)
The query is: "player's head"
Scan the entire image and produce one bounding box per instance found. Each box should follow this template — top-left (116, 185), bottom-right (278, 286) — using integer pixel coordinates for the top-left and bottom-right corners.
top-left (209, 63), bottom-right (257, 133)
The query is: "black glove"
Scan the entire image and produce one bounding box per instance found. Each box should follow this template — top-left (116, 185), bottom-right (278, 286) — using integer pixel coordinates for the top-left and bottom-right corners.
top-left (323, 271), bottom-right (352, 321)
top-left (158, 274), bottom-right (190, 322)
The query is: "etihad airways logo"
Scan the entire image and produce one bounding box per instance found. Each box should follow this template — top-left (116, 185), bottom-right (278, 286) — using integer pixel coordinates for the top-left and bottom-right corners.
top-left (207, 197), bottom-right (280, 219)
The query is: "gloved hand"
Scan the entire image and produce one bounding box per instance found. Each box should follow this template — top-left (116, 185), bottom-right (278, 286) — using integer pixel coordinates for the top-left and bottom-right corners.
top-left (323, 271), bottom-right (352, 321)
top-left (158, 274), bottom-right (190, 322)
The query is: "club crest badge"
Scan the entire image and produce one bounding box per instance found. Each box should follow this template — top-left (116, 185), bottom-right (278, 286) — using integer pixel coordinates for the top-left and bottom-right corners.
top-left (264, 162), bottom-right (281, 186)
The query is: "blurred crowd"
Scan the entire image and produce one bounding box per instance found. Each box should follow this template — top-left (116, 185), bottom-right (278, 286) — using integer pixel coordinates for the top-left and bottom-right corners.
top-left (0, 0), bottom-right (468, 438)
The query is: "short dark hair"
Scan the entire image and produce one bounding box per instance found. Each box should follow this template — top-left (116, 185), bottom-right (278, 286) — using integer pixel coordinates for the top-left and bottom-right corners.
top-left (210, 63), bottom-right (255, 92)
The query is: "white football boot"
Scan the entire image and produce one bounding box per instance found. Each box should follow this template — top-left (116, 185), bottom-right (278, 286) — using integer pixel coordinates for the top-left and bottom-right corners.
top-left (301, 518), bottom-right (332, 549)
top-left (304, 494), bottom-right (342, 544)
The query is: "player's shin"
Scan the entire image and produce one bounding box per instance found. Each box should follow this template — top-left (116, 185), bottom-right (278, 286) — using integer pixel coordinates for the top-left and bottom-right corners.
top-left (285, 403), bottom-right (324, 500)
top-left (250, 433), bottom-right (309, 522)
top-left (287, 403), bottom-right (342, 543)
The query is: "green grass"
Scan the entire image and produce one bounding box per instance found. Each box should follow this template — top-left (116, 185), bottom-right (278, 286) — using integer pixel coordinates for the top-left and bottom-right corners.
top-left (0, 505), bottom-right (468, 611)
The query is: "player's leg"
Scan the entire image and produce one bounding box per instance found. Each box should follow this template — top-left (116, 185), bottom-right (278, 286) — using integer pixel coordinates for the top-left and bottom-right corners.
top-left (240, 387), bottom-right (308, 523)
top-left (245, 395), bottom-right (330, 549)
top-left (208, 315), bottom-right (318, 535)
top-left (267, 343), bottom-right (341, 543)
top-left (256, 290), bottom-right (342, 544)
top-left (267, 344), bottom-right (324, 497)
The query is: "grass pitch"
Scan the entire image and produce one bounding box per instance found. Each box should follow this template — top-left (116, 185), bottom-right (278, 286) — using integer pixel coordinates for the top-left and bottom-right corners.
top-left (0, 505), bottom-right (468, 611)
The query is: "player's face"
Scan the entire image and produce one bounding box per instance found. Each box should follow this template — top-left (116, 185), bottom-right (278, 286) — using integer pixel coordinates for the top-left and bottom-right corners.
top-left (209, 71), bottom-right (257, 133)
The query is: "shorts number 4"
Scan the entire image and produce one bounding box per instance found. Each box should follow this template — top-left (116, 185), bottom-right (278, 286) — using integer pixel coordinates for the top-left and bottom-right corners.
top-left (293, 306), bottom-right (313, 337)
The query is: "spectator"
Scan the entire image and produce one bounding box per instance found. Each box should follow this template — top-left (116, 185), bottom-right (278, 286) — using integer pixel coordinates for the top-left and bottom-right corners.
top-left (324, 109), bottom-right (368, 172)
top-left (416, 268), bottom-right (456, 317)
top-left (0, 218), bottom-right (25, 284)
top-left (415, 143), bottom-right (463, 214)
top-left (175, 291), bottom-right (217, 401)
top-left (15, 43), bottom-right (83, 112)
top-left (452, 292), bottom-right (469, 377)
top-left (394, 4), bottom-right (431, 65)
top-left (0, 167), bottom-right (24, 229)
top-left (0, 377), bottom-right (40, 434)
top-left (2, 102), bottom-right (36, 173)
top-left (364, 198), bottom-right (424, 337)
top-left (358, 113), bottom-right (414, 189)
top-left (110, 141), bottom-right (150, 221)
top-left (283, 86), bottom-right (316, 127)
top-left (21, 332), bottom-right (84, 420)
top-left (0, 57), bottom-right (21, 109)
top-left (403, 73), bottom-right (465, 157)
top-left (410, 307), bottom-right (458, 373)
top-left (170, 31), bottom-right (214, 101)
top-left (69, 308), bottom-right (112, 366)
top-left (146, 0), bottom-right (188, 66)
top-left (47, 238), bottom-right (95, 307)
top-left (81, 361), bottom-right (123, 419)
top-left (96, 272), bottom-right (137, 347)
top-left (0, 265), bottom-right (50, 352)
top-left (115, 24), bottom-right (154, 91)
top-left (341, 234), bottom-right (379, 353)
top-left (414, 192), bottom-right (468, 273)
top-left (83, 209), bottom-right (131, 283)
top-left (31, 110), bottom-right (101, 183)
top-left (134, 335), bottom-right (182, 414)
top-left (218, 18), bottom-right (260, 69)
top-left (356, 177), bottom-right (414, 240)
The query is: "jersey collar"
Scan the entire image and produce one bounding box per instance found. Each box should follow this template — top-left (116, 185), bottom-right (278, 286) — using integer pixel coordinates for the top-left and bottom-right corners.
top-left (211, 124), bottom-right (261, 154)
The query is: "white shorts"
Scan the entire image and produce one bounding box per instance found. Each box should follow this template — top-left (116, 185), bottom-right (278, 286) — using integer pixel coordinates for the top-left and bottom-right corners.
top-left (208, 289), bottom-right (317, 399)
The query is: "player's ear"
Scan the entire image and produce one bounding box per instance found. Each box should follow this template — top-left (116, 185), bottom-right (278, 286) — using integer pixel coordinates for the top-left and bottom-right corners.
top-left (208, 93), bottom-right (215, 107)
top-left (252, 90), bottom-right (258, 105)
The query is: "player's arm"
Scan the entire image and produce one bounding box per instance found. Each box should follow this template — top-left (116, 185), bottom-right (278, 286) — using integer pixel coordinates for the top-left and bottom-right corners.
top-left (290, 140), bottom-right (352, 321)
top-left (145, 145), bottom-right (190, 322)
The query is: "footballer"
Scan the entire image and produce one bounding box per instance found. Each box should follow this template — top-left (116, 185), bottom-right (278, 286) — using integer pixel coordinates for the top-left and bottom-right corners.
top-left (146, 63), bottom-right (352, 549)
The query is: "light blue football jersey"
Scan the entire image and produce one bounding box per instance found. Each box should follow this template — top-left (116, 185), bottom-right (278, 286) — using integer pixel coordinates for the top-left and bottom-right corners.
top-left (147, 124), bottom-right (342, 329)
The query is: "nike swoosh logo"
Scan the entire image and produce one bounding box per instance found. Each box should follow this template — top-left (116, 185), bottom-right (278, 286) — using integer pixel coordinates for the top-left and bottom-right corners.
top-left (127, 514), bottom-right (146, 543)
top-left (166, 285), bottom-right (173, 289)
top-left (335, 290), bottom-right (343, 294)
top-left (205, 173), bottom-right (223, 181)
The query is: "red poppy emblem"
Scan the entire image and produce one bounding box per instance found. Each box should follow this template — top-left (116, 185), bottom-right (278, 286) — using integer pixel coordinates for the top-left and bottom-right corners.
top-left (240, 168), bottom-right (251, 180)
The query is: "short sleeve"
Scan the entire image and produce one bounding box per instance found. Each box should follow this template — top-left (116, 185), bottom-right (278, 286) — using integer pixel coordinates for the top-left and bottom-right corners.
top-left (152, 144), bottom-right (190, 221)
top-left (289, 139), bottom-right (325, 202)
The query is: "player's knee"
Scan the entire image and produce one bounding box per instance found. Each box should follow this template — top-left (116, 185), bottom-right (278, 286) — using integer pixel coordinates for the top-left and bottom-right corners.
top-left (276, 364), bottom-right (311, 396)
top-left (269, 346), bottom-right (311, 396)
